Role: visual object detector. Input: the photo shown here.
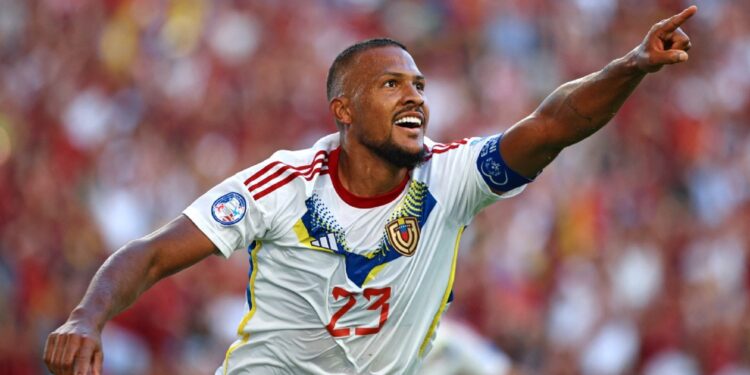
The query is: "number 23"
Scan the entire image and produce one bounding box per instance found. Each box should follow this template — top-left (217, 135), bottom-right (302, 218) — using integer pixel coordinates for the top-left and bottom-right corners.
top-left (326, 287), bottom-right (391, 338)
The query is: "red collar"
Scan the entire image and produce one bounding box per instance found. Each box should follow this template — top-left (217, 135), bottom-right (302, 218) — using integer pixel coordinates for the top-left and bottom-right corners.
top-left (328, 147), bottom-right (410, 208)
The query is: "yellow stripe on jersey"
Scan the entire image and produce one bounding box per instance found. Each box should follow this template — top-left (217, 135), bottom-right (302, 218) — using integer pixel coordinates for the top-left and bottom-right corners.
top-left (292, 218), bottom-right (335, 253)
top-left (418, 226), bottom-right (464, 357)
top-left (223, 241), bottom-right (263, 374)
top-left (222, 333), bottom-right (249, 375)
top-left (363, 263), bottom-right (387, 285)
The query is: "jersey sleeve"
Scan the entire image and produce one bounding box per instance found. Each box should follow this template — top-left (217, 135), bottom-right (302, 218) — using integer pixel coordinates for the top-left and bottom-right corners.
top-left (433, 135), bottom-right (529, 225)
top-left (183, 173), bottom-right (269, 258)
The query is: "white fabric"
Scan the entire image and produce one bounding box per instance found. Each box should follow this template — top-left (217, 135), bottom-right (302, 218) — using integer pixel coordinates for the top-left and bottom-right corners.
top-left (183, 133), bottom-right (523, 374)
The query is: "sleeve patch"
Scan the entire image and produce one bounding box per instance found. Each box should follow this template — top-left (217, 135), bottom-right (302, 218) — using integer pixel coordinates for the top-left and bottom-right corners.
top-left (211, 192), bottom-right (247, 225)
top-left (477, 134), bottom-right (533, 192)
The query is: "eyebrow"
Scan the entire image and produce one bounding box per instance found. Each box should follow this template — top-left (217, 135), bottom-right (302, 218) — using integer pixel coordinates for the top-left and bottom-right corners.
top-left (380, 71), bottom-right (426, 81)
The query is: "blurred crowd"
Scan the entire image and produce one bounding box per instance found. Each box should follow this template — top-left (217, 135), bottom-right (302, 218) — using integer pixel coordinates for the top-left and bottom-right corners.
top-left (2, 0), bottom-right (749, 374)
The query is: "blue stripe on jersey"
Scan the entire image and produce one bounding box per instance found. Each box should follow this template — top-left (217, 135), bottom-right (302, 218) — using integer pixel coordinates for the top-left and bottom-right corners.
top-left (298, 181), bottom-right (436, 287)
top-left (245, 241), bottom-right (258, 309)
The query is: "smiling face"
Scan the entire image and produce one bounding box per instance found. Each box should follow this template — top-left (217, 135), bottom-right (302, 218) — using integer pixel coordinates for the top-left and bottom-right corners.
top-left (333, 46), bottom-right (430, 168)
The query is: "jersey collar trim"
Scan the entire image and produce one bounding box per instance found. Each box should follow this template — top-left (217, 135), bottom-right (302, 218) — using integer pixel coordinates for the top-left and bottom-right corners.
top-left (328, 147), bottom-right (410, 208)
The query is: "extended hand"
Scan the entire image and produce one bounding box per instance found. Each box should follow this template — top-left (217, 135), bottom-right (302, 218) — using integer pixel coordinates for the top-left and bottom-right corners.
top-left (44, 320), bottom-right (103, 375)
top-left (634, 6), bottom-right (696, 73)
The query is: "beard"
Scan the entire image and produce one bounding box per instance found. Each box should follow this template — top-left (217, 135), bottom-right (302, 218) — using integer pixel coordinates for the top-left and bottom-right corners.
top-left (362, 133), bottom-right (426, 169)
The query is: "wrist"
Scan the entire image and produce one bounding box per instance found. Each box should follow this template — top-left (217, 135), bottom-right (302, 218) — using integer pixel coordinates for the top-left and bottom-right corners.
top-left (621, 49), bottom-right (650, 76)
top-left (69, 306), bottom-right (106, 331)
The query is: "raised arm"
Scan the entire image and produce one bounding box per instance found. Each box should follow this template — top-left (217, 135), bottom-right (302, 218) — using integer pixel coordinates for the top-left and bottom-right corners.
top-left (500, 6), bottom-right (696, 179)
top-left (43, 215), bottom-right (218, 375)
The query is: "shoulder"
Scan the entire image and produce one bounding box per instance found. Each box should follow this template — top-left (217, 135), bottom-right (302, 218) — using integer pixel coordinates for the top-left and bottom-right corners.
top-left (241, 133), bottom-right (338, 201)
top-left (414, 136), bottom-right (493, 186)
top-left (422, 136), bottom-right (476, 162)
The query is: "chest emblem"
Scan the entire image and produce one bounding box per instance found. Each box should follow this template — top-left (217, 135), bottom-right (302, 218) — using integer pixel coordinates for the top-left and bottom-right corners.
top-left (385, 217), bottom-right (420, 257)
top-left (293, 180), bottom-right (435, 287)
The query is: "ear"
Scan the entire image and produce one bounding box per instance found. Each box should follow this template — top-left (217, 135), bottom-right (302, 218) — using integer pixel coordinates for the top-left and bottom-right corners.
top-left (330, 97), bottom-right (352, 127)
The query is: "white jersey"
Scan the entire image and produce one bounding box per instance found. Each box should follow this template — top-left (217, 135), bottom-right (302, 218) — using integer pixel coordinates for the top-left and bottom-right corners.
top-left (183, 133), bottom-right (524, 374)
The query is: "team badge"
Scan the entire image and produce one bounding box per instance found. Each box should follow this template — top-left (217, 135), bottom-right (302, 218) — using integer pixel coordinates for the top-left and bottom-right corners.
top-left (476, 134), bottom-right (532, 191)
top-left (211, 192), bottom-right (247, 225)
top-left (480, 158), bottom-right (509, 186)
top-left (385, 217), bottom-right (420, 256)
top-left (478, 135), bottom-right (509, 186)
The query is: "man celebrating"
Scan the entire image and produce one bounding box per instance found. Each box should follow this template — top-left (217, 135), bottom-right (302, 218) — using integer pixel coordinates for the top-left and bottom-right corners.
top-left (44, 6), bottom-right (696, 375)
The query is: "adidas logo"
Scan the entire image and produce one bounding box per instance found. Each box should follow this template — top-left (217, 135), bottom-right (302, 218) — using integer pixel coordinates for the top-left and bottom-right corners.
top-left (311, 233), bottom-right (340, 252)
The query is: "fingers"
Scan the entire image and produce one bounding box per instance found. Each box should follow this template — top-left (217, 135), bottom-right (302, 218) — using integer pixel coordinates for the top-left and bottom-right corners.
top-left (654, 26), bottom-right (691, 67)
top-left (92, 350), bottom-right (104, 375)
top-left (61, 335), bottom-right (84, 371)
top-left (72, 339), bottom-right (97, 375)
top-left (43, 330), bottom-right (102, 375)
top-left (664, 50), bottom-right (689, 65)
top-left (47, 332), bottom-right (72, 374)
top-left (43, 333), bottom-right (58, 373)
top-left (659, 5), bottom-right (698, 33)
top-left (670, 29), bottom-right (692, 51)
top-left (644, 49), bottom-right (688, 69)
top-left (638, 7), bottom-right (695, 72)
top-left (52, 334), bottom-right (70, 374)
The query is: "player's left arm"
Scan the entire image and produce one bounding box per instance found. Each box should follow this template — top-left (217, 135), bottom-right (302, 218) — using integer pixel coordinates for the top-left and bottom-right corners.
top-left (495, 6), bottom-right (696, 185)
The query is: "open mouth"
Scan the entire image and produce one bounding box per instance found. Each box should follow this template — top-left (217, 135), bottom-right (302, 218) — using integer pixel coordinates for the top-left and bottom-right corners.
top-left (393, 116), bottom-right (423, 129)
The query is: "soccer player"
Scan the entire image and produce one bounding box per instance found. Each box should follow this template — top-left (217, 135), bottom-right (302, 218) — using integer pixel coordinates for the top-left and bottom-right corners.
top-left (44, 6), bottom-right (696, 375)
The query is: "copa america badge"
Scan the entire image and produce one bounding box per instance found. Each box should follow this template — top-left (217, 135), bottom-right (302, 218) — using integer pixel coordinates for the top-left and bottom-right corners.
top-left (211, 192), bottom-right (247, 225)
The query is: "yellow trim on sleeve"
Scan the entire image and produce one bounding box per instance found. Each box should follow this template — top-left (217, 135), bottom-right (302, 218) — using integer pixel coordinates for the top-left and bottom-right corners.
top-left (222, 241), bottom-right (262, 374)
top-left (418, 226), bottom-right (464, 357)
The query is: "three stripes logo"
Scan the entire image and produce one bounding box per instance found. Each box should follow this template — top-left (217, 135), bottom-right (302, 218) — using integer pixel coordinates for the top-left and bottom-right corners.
top-left (385, 217), bottom-right (420, 257)
top-left (311, 233), bottom-right (340, 252)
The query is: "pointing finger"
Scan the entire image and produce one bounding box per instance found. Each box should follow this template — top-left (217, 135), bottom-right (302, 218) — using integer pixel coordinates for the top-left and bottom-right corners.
top-left (660, 5), bottom-right (698, 33)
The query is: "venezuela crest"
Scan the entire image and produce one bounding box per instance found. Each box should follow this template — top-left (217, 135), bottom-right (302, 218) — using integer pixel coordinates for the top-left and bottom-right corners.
top-left (385, 217), bottom-right (420, 256)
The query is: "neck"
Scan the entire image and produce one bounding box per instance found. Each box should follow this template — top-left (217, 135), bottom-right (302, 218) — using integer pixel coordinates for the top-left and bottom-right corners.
top-left (337, 140), bottom-right (410, 197)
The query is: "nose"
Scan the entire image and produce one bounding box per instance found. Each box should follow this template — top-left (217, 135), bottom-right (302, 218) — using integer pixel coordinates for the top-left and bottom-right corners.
top-left (401, 83), bottom-right (424, 107)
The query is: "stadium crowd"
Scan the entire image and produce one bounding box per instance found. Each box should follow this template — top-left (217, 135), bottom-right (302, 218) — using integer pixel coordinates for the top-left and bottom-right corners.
top-left (2, 0), bottom-right (749, 374)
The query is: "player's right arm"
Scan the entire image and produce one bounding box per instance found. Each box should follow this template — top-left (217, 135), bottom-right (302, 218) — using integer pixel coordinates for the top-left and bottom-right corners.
top-left (43, 215), bottom-right (218, 375)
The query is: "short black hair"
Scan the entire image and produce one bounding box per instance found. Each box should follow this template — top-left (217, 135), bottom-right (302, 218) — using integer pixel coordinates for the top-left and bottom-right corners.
top-left (326, 38), bottom-right (408, 101)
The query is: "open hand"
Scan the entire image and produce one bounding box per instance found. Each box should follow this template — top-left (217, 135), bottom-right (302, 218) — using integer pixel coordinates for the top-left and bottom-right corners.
top-left (634, 6), bottom-right (696, 73)
top-left (44, 320), bottom-right (103, 375)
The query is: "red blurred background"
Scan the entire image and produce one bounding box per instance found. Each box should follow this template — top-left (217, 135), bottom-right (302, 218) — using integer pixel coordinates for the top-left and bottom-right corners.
top-left (1, 0), bottom-right (748, 374)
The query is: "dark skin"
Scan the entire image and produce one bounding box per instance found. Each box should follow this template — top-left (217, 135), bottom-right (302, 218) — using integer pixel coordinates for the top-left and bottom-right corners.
top-left (330, 48), bottom-right (430, 196)
top-left (501, 6), bottom-right (694, 179)
top-left (44, 6), bottom-right (695, 374)
top-left (43, 216), bottom-right (217, 375)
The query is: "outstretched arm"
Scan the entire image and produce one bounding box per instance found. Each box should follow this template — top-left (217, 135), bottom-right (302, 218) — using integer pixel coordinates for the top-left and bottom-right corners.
top-left (499, 6), bottom-right (696, 179)
top-left (43, 215), bottom-right (218, 375)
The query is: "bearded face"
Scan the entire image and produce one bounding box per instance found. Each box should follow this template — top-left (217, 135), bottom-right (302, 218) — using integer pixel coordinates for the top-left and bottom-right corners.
top-left (342, 47), bottom-right (430, 169)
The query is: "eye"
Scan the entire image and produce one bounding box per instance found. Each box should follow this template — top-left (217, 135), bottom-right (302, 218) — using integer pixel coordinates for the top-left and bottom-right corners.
top-left (415, 81), bottom-right (425, 91)
top-left (384, 80), bottom-right (397, 88)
